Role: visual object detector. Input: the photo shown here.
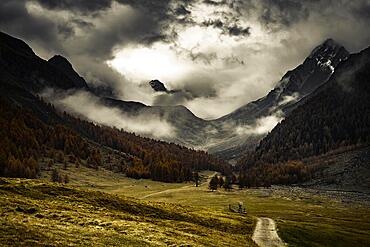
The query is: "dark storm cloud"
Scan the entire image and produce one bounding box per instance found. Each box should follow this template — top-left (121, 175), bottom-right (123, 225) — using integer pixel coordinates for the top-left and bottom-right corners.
top-left (175, 5), bottom-right (191, 16)
top-left (57, 23), bottom-right (74, 38)
top-left (2, 0), bottom-right (369, 58)
top-left (34, 0), bottom-right (112, 13)
top-left (203, 0), bottom-right (227, 6)
top-left (203, 19), bottom-right (223, 28)
top-left (259, 0), bottom-right (309, 29)
top-left (141, 34), bottom-right (171, 45)
top-left (351, 1), bottom-right (370, 21)
top-left (35, 0), bottom-right (173, 17)
top-left (0, 0), bottom-right (63, 52)
top-left (236, 0), bottom-right (370, 33)
top-left (0, 0), bottom-right (370, 119)
top-left (78, 12), bottom-right (162, 59)
top-left (0, 0), bottom-right (174, 55)
top-left (202, 19), bottom-right (250, 37)
top-left (0, 0), bottom-right (177, 92)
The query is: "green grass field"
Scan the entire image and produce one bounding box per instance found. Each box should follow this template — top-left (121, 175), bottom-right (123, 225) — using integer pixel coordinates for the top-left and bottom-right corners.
top-left (0, 177), bottom-right (256, 246)
top-left (2, 165), bottom-right (370, 246)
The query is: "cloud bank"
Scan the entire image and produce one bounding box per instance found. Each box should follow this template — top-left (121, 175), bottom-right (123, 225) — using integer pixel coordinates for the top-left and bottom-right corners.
top-left (42, 89), bottom-right (175, 139)
top-left (1, 0), bottom-right (370, 119)
top-left (235, 114), bottom-right (284, 136)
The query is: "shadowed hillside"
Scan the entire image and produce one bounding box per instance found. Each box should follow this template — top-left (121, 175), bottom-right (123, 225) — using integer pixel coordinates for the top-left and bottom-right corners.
top-left (237, 46), bottom-right (370, 189)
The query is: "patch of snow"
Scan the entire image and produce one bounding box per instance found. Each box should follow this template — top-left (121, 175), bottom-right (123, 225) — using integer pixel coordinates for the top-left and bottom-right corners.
top-left (317, 59), bottom-right (335, 73)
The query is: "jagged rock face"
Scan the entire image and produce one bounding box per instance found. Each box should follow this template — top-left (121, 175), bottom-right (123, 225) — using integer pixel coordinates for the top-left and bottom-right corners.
top-left (48, 55), bottom-right (88, 89)
top-left (149, 79), bottom-right (168, 92)
top-left (279, 38), bottom-right (349, 97)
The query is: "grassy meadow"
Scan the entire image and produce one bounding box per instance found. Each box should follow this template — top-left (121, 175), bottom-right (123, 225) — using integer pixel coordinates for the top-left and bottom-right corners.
top-left (1, 164), bottom-right (370, 246)
top-left (0, 177), bottom-right (256, 246)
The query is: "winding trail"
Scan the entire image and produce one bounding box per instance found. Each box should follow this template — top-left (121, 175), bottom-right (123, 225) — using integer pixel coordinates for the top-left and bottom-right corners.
top-left (140, 172), bottom-right (218, 199)
top-left (252, 217), bottom-right (286, 247)
top-left (140, 184), bottom-right (194, 199)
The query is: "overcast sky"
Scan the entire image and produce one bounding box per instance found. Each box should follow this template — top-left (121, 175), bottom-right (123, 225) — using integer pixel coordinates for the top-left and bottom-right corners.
top-left (1, 0), bottom-right (370, 119)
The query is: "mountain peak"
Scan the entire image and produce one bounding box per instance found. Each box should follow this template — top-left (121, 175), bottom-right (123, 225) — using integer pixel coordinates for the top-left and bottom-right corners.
top-left (149, 79), bottom-right (168, 92)
top-left (48, 55), bottom-right (88, 89)
top-left (275, 39), bottom-right (349, 97)
top-left (322, 38), bottom-right (336, 46)
top-left (309, 38), bottom-right (348, 59)
top-left (48, 55), bottom-right (73, 69)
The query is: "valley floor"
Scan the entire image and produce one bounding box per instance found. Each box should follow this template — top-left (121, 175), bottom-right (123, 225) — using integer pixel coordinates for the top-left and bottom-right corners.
top-left (0, 177), bottom-right (256, 246)
top-left (1, 166), bottom-right (370, 246)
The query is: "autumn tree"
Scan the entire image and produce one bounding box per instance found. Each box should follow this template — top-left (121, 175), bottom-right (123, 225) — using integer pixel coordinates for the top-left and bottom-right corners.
top-left (218, 176), bottom-right (224, 188)
top-left (209, 175), bottom-right (219, 191)
top-left (47, 160), bottom-right (54, 171)
top-left (193, 171), bottom-right (200, 187)
top-left (223, 176), bottom-right (232, 191)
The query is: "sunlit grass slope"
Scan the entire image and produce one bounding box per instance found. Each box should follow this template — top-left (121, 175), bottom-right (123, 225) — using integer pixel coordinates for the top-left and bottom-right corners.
top-left (0, 178), bottom-right (256, 246)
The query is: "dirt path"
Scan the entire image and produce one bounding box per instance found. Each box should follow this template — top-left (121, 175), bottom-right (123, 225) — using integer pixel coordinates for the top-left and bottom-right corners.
top-left (140, 172), bottom-right (217, 199)
top-left (252, 217), bottom-right (286, 247)
top-left (140, 184), bottom-right (194, 199)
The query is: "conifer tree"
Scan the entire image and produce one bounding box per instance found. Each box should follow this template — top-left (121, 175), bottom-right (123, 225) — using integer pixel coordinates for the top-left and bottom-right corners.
top-left (209, 175), bottom-right (218, 191)
top-left (223, 177), bottom-right (232, 191)
top-left (218, 176), bottom-right (224, 188)
top-left (193, 171), bottom-right (200, 187)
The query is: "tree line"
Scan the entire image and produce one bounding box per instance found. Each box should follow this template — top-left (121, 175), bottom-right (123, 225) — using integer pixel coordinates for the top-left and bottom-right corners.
top-left (0, 96), bottom-right (230, 182)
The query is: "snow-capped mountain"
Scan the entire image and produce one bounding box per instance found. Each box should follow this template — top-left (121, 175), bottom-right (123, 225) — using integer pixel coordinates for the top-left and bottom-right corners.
top-left (218, 39), bottom-right (349, 125)
top-left (207, 39), bottom-right (350, 159)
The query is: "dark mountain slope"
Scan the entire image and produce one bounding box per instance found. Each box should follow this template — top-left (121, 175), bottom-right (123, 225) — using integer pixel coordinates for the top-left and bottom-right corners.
top-left (252, 46), bottom-right (369, 164)
top-left (237, 46), bottom-right (370, 189)
top-left (102, 97), bottom-right (148, 113)
top-left (301, 146), bottom-right (370, 192)
top-left (0, 31), bottom-right (88, 92)
top-left (48, 55), bottom-right (88, 89)
top-left (217, 39), bottom-right (349, 124)
top-left (208, 39), bottom-right (349, 159)
top-left (101, 97), bottom-right (213, 146)
top-left (0, 31), bottom-right (229, 182)
top-left (0, 90), bottom-right (229, 182)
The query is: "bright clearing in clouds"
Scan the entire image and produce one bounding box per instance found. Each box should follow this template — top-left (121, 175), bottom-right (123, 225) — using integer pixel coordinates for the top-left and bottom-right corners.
top-left (107, 44), bottom-right (190, 83)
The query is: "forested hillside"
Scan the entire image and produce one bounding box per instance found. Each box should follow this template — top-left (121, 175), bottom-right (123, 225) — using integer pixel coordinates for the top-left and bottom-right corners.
top-left (0, 31), bottom-right (230, 183)
top-left (0, 96), bottom-right (229, 182)
top-left (237, 46), bottom-right (370, 187)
